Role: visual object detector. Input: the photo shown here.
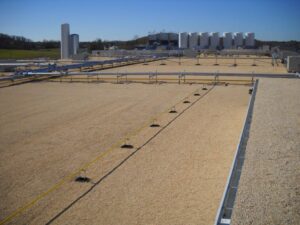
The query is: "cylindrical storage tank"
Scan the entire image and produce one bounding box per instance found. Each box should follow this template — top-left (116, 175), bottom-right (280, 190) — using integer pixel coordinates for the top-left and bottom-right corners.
top-left (189, 32), bottom-right (199, 49)
top-left (245, 32), bottom-right (255, 47)
top-left (70, 34), bottom-right (79, 55)
top-left (61, 23), bottom-right (70, 59)
top-left (200, 32), bottom-right (209, 49)
top-left (223, 32), bottom-right (233, 49)
top-left (179, 32), bottom-right (189, 49)
top-left (210, 32), bottom-right (220, 49)
top-left (234, 32), bottom-right (244, 48)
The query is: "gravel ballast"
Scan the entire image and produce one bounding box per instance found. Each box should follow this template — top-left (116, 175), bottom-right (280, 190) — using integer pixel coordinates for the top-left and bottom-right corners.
top-left (0, 83), bottom-right (249, 224)
top-left (231, 78), bottom-right (300, 225)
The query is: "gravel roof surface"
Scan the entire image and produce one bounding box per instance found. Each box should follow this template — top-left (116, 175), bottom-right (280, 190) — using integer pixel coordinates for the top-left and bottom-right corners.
top-left (231, 78), bottom-right (300, 225)
top-left (0, 83), bottom-right (249, 225)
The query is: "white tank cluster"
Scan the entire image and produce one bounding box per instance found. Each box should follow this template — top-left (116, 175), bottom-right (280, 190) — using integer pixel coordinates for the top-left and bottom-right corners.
top-left (178, 32), bottom-right (255, 49)
top-left (61, 23), bottom-right (80, 59)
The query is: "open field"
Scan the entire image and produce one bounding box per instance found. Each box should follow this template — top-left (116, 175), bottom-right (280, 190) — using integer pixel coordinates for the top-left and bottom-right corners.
top-left (0, 49), bottom-right (60, 60)
top-left (0, 82), bottom-right (249, 224)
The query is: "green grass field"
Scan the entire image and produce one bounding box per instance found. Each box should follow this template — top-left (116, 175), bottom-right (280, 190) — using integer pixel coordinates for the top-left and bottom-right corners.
top-left (0, 49), bottom-right (60, 59)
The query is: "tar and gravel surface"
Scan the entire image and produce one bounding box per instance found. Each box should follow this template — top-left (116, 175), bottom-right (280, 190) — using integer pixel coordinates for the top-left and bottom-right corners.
top-left (231, 78), bottom-right (300, 225)
top-left (0, 83), bottom-right (249, 225)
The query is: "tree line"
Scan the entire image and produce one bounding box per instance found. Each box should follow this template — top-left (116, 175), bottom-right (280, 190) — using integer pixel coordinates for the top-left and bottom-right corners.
top-left (0, 33), bottom-right (148, 51)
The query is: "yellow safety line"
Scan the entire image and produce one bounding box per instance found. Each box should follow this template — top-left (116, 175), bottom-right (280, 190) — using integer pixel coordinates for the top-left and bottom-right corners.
top-left (0, 143), bottom-right (118, 225)
top-left (0, 86), bottom-right (208, 225)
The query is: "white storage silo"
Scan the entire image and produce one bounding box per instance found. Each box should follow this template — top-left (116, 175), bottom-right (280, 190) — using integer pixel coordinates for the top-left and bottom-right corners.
top-left (189, 32), bottom-right (199, 49)
top-left (223, 32), bottom-right (233, 49)
top-left (234, 32), bottom-right (244, 48)
top-left (200, 32), bottom-right (209, 49)
top-left (179, 32), bottom-right (189, 49)
top-left (210, 32), bottom-right (220, 49)
top-left (70, 34), bottom-right (79, 55)
top-left (61, 23), bottom-right (70, 59)
top-left (245, 32), bottom-right (255, 47)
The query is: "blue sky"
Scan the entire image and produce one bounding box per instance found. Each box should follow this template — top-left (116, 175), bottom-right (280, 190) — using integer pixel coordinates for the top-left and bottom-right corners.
top-left (0, 0), bottom-right (299, 42)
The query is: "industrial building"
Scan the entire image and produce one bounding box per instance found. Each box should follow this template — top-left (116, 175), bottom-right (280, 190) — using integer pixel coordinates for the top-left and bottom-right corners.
top-left (223, 32), bottom-right (233, 49)
top-left (149, 32), bottom-right (255, 50)
top-left (234, 32), bottom-right (244, 48)
top-left (148, 32), bottom-right (178, 49)
top-left (60, 23), bottom-right (80, 59)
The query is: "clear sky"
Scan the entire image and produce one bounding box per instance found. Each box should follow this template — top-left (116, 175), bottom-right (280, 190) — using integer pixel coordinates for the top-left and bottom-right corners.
top-left (0, 0), bottom-right (299, 42)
